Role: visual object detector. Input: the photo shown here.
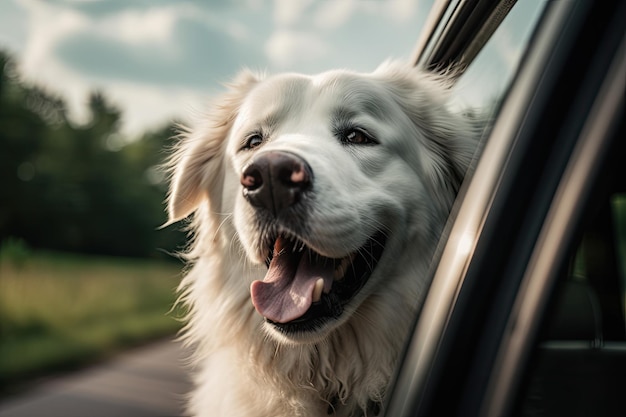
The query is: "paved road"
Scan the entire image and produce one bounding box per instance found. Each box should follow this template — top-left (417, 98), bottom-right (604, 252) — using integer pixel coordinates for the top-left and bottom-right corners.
top-left (0, 339), bottom-right (192, 417)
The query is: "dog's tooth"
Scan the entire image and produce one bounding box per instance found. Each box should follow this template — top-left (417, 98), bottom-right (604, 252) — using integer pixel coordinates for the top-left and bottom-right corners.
top-left (312, 278), bottom-right (324, 302)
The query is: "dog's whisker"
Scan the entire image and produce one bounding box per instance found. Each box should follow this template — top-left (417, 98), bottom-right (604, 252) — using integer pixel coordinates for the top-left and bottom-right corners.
top-left (360, 213), bottom-right (393, 237)
top-left (355, 246), bottom-right (376, 274)
top-left (211, 211), bottom-right (234, 243)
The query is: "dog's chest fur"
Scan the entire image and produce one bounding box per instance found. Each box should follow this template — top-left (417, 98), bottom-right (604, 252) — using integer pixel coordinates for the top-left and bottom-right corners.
top-left (179, 214), bottom-right (422, 417)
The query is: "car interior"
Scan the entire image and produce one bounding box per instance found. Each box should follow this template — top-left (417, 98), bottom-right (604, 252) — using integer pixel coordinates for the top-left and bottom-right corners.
top-left (516, 123), bottom-right (625, 417)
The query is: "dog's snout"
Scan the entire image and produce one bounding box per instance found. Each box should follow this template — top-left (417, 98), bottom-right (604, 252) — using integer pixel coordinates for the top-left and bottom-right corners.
top-left (241, 152), bottom-right (312, 215)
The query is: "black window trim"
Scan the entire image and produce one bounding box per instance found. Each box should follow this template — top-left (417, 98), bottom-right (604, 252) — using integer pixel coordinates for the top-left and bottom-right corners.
top-left (411, 0), bottom-right (517, 76)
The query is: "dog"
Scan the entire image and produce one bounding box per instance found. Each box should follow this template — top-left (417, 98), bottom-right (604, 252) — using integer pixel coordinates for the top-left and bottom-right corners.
top-left (165, 62), bottom-right (479, 417)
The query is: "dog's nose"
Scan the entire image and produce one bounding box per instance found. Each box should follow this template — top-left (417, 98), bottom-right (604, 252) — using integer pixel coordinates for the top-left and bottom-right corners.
top-left (241, 152), bottom-right (312, 215)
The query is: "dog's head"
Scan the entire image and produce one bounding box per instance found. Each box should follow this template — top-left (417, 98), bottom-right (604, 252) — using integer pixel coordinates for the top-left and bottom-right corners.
top-left (167, 63), bottom-right (476, 344)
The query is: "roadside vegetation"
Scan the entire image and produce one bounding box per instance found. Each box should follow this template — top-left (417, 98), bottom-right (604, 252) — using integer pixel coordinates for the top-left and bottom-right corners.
top-left (0, 49), bottom-right (188, 393)
top-left (0, 241), bottom-right (184, 392)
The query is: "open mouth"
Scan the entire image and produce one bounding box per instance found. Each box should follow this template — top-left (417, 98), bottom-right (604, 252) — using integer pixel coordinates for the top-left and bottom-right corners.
top-left (249, 231), bottom-right (386, 335)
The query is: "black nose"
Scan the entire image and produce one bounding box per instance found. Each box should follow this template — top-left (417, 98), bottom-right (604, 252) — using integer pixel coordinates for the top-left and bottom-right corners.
top-left (241, 151), bottom-right (312, 215)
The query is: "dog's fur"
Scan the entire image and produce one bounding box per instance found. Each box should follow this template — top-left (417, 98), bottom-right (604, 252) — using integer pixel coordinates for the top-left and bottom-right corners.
top-left (166, 62), bottom-right (479, 417)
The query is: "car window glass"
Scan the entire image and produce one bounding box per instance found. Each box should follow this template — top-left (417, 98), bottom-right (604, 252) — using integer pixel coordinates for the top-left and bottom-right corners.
top-left (448, 1), bottom-right (546, 115)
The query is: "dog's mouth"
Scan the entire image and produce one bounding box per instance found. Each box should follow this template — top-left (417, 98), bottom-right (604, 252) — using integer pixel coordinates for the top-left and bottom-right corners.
top-left (249, 231), bottom-right (386, 335)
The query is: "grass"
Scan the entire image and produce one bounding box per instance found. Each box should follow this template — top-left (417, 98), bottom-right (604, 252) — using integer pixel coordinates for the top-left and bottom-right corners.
top-left (0, 245), bottom-right (184, 390)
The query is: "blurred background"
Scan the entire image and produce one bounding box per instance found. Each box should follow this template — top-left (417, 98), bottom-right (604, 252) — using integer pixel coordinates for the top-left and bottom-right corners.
top-left (0, 0), bottom-right (432, 398)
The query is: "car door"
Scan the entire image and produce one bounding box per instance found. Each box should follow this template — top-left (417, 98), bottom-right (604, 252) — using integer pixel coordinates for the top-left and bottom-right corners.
top-left (385, 0), bottom-right (626, 416)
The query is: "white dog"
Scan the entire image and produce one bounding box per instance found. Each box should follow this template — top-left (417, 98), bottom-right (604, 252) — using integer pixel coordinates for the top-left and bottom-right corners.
top-left (165, 62), bottom-right (478, 417)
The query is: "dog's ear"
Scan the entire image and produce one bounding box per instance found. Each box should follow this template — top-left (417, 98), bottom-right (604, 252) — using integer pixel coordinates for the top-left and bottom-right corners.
top-left (375, 62), bottom-right (480, 205)
top-left (165, 70), bottom-right (259, 224)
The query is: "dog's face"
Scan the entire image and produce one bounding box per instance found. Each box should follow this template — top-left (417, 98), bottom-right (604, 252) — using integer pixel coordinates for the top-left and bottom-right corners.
top-left (168, 64), bottom-right (472, 345)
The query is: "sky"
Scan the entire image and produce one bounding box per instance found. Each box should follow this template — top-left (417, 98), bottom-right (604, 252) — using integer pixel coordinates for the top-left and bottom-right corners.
top-left (0, 0), bottom-right (432, 137)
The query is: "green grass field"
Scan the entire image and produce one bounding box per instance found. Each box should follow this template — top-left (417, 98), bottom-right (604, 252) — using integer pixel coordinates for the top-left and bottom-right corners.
top-left (0, 247), bottom-right (184, 389)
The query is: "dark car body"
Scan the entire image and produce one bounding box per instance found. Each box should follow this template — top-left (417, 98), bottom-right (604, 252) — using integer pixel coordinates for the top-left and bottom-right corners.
top-left (385, 1), bottom-right (626, 416)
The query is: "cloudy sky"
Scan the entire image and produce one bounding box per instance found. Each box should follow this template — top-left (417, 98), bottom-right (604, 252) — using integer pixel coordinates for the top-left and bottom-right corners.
top-left (0, 0), bottom-right (432, 137)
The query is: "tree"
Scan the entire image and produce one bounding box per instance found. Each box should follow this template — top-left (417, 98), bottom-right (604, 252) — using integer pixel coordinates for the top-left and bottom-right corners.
top-left (0, 50), bottom-right (184, 259)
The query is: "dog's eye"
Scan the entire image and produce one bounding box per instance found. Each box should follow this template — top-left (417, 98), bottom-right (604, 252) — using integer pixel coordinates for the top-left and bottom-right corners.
top-left (342, 128), bottom-right (376, 145)
top-left (244, 134), bottom-right (264, 150)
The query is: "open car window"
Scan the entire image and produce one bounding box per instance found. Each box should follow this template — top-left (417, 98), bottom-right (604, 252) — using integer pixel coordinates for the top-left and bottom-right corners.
top-left (446, 2), bottom-right (545, 112)
top-left (414, 0), bottom-right (546, 114)
top-left (386, 0), bottom-right (624, 416)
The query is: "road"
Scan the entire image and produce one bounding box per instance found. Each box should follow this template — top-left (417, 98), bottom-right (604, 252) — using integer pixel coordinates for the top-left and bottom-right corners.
top-left (0, 339), bottom-right (192, 417)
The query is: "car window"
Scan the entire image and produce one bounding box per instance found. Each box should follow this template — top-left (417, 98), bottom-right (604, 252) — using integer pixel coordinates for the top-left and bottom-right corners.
top-left (387, 0), bottom-right (624, 415)
top-left (385, 2), bottom-right (550, 414)
top-left (516, 137), bottom-right (626, 416)
top-left (413, 0), bottom-right (547, 127)
top-left (448, 1), bottom-right (546, 113)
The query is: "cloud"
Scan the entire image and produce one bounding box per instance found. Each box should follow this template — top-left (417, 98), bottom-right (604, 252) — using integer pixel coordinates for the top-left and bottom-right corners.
top-left (313, 0), bottom-right (356, 30)
top-left (264, 0), bottom-right (424, 73)
top-left (105, 82), bottom-right (208, 135)
top-left (43, 0), bottom-right (235, 18)
top-left (386, 0), bottom-right (420, 23)
top-left (99, 7), bottom-right (178, 46)
top-left (273, 0), bottom-right (313, 26)
top-left (7, 0), bottom-right (271, 135)
top-left (56, 21), bottom-right (240, 87)
top-left (17, 0), bottom-right (89, 79)
top-left (4, 0), bottom-right (432, 136)
top-left (16, 0), bottom-right (266, 87)
top-left (265, 30), bottom-right (328, 69)
top-left (0, 1), bottom-right (28, 50)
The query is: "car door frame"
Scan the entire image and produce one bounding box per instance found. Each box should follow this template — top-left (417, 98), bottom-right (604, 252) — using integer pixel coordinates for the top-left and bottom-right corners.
top-left (384, 0), bottom-right (626, 416)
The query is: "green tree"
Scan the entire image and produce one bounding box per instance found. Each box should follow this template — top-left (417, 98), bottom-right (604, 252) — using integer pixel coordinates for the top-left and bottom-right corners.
top-left (0, 50), bottom-right (184, 258)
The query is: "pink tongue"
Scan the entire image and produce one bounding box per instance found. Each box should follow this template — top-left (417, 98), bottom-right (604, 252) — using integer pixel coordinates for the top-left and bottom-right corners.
top-left (250, 237), bottom-right (334, 323)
